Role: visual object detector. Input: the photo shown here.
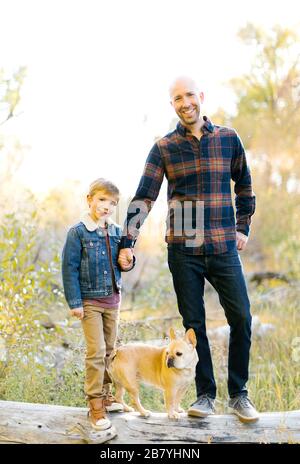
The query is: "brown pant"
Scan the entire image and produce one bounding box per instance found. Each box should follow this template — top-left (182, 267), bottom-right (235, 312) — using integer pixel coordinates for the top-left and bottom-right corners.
top-left (81, 303), bottom-right (119, 400)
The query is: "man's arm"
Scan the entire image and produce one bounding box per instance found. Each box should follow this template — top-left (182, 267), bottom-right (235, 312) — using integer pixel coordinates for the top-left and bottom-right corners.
top-left (119, 142), bottom-right (165, 265)
top-left (231, 132), bottom-right (256, 239)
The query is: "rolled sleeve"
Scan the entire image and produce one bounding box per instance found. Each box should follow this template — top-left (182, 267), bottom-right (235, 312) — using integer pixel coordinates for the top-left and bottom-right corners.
top-left (231, 133), bottom-right (256, 236)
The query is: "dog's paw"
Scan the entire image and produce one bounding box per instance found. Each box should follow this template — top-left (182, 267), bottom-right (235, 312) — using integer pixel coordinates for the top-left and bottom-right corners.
top-left (123, 405), bottom-right (135, 413)
top-left (168, 411), bottom-right (180, 419)
top-left (176, 407), bottom-right (185, 414)
top-left (140, 409), bottom-right (151, 418)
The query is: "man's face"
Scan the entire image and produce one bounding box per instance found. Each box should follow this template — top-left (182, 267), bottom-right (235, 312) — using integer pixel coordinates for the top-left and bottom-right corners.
top-left (170, 79), bottom-right (204, 126)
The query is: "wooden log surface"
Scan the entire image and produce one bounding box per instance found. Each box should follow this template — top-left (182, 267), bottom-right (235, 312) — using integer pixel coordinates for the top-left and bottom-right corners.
top-left (0, 400), bottom-right (299, 444)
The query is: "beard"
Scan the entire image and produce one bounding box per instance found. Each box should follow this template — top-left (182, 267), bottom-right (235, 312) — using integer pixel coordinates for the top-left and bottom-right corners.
top-left (181, 115), bottom-right (199, 126)
top-left (182, 116), bottom-right (198, 125)
top-left (179, 107), bottom-right (200, 126)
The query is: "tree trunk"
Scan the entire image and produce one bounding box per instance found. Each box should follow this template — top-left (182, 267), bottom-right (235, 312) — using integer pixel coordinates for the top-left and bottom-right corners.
top-left (0, 400), bottom-right (299, 444)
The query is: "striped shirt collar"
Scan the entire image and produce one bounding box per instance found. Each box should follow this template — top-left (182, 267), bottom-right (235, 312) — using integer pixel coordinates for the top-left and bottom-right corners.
top-left (176, 115), bottom-right (214, 137)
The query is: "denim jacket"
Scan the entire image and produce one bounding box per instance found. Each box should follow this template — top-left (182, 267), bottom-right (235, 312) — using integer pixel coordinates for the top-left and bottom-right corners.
top-left (62, 214), bottom-right (134, 309)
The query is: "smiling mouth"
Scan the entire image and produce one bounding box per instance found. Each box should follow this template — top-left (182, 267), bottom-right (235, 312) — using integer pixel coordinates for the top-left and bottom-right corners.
top-left (182, 108), bottom-right (195, 117)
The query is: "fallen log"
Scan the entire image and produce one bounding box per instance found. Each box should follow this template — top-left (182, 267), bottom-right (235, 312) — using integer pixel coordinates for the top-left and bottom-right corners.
top-left (0, 400), bottom-right (299, 444)
top-left (248, 271), bottom-right (291, 284)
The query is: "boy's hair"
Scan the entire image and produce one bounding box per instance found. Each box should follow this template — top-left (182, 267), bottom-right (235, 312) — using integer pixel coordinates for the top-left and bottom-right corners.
top-left (88, 178), bottom-right (120, 199)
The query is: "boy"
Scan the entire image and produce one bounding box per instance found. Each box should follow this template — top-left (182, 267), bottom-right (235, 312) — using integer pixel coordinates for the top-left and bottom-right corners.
top-left (62, 178), bottom-right (134, 430)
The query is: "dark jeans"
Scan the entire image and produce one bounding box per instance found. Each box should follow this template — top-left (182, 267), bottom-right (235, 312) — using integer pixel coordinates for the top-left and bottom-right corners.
top-left (167, 247), bottom-right (252, 399)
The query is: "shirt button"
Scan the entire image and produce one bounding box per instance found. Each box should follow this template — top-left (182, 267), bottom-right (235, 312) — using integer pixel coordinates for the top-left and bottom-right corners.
top-left (104, 270), bottom-right (108, 275)
top-left (105, 292), bottom-right (108, 296)
top-left (102, 251), bottom-right (105, 255)
top-left (90, 241), bottom-right (93, 247)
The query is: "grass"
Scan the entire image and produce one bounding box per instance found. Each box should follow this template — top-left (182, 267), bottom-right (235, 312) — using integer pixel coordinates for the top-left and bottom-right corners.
top-left (0, 285), bottom-right (299, 414)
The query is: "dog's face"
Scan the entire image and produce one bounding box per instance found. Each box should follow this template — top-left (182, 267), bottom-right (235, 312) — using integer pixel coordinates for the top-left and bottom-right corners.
top-left (165, 328), bottom-right (197, 369)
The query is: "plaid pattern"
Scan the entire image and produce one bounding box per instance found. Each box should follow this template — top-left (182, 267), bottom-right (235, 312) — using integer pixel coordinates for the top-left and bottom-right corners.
top-left (121, 116), bottom-right (256, 255)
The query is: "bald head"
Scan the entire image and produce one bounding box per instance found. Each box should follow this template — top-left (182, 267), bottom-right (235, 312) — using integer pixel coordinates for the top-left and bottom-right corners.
top-left (169, 76), bottom-right (200, 100)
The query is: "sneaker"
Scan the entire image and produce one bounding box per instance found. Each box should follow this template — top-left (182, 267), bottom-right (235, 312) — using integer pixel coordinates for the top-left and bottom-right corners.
top-left (104, 392), bottom-right (124, 413)
top-left (228, 396), bottom-right (259, 423)
top-left (88, 398), bottom-right (112, 430)
top-left (187, 394), bottom-right (216, 418)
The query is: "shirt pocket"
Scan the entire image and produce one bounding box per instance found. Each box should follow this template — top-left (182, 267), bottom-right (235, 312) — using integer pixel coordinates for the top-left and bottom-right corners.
top-left (81, 238), bottom-right (103, 288)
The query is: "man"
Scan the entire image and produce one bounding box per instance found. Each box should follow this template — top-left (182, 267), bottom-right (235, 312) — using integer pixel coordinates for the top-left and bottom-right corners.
top-left (118, 76), bottom-right (259, 422)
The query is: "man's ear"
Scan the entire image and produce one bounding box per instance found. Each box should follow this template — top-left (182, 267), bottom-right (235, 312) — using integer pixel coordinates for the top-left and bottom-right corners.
top-left (169, 328), bottom-right (177, 340)
top-left (185, 328), bottom-right (197, 347)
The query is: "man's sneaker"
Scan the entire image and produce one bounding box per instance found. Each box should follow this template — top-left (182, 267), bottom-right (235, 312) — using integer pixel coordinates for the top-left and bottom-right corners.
top-left (104, 392), bottom-right (124, 413)
top-left (228, 396), bottom-right (259, 423)
top-left (187, 394), bottom-right (216, 418)
top-left (88, 398), bottom-right (112, 430)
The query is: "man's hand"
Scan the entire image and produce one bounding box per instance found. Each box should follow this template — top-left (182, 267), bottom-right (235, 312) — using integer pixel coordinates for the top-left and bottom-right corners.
top-left (118, 248), bottom-right (134, 270)
top-left (236, 231), bottom-right (248, 251)
top-left (70, 307), bottom-right (84, 319)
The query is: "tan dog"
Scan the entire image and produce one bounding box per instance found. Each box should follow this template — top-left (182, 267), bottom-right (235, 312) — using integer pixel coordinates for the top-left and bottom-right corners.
top-left (108, 328), bottom-right (198, 419)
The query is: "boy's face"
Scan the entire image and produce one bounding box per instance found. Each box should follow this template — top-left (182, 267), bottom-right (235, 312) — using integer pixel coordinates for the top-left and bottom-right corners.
top-left (87, 190), bottom-right (118, 222)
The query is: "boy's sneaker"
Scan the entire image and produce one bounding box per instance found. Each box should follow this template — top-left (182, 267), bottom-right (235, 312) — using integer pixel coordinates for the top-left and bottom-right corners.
top-left (187, 394), bottom-right (216, 418)
top-left (88, 398), bottom-right (112, 430)
top-left (228, 395), bottom-right (259, 423)
top-left (104, 392), bottom-right (124, 413)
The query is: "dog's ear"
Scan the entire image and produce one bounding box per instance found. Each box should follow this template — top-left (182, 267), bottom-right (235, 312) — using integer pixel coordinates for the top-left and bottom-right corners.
top-left (169, 328), bottom-right (177, 340)
top-left (185, 328), bottom-right (197, 347)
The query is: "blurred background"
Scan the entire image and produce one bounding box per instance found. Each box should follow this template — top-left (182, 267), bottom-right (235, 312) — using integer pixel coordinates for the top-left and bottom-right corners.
top-left (0, 0), bottom-right (299, 414)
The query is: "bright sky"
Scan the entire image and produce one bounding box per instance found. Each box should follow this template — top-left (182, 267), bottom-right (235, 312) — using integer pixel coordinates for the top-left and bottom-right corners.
top-left (0, 0), bottom-right (299, 200)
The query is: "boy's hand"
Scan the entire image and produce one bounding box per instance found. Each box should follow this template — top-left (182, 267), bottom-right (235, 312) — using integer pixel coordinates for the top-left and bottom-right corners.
top-left (118, 248), bottom-right (134, 270)
top-left (70, 307), bottom-right (84, 319)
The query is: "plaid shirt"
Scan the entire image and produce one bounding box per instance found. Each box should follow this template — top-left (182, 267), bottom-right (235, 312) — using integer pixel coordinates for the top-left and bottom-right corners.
top-left (121, 116), bottom-right (256, 255)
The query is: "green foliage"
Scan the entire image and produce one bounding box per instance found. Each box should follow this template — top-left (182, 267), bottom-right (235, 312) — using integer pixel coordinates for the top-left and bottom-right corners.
top-left (213, 23), bottom-right (300, 278)
top-left (0, 67), bottom-right (26, 126)
top-left (231, 24), bottom-right (300, 179)
top-left (0, 211), bottom-right (64, 333)
top-left (251, 174), bottom-right (300, 278)
top-left (0, 211), bottom-right (69, 402)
